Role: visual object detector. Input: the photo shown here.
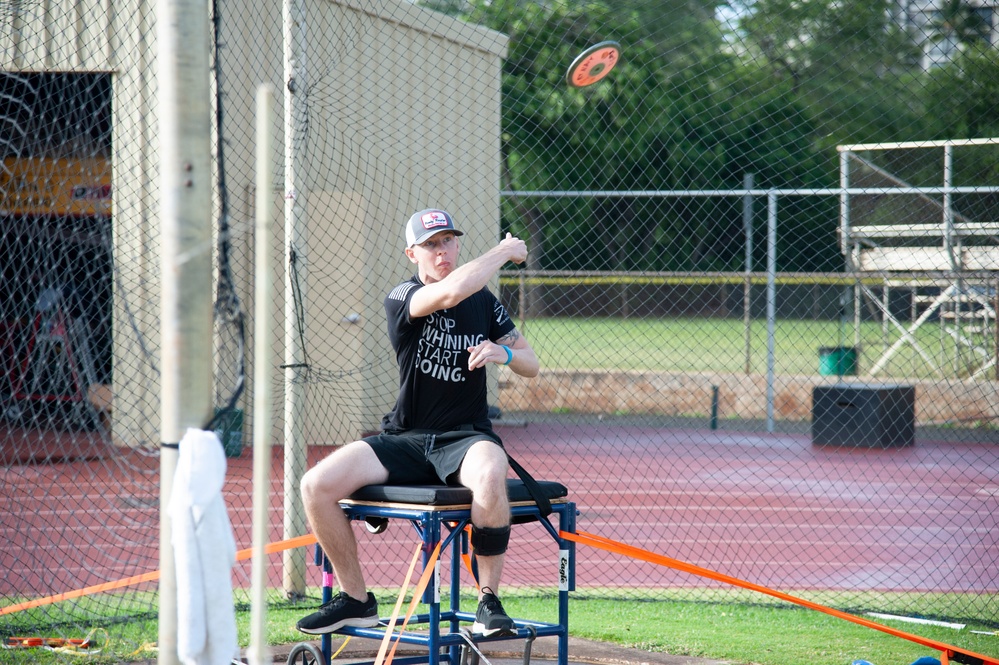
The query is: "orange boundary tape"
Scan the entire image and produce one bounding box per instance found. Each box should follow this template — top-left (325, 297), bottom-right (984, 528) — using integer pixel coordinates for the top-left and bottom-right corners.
top-left (562, 529), bottom-right (998, 665)
top-left (0, 533), bottom-right (318, 617)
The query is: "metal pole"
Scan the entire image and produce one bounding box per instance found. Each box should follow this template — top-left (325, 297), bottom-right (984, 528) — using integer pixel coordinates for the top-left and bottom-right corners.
top-left (842, 150), bottom-right (862, 356)
top-left (710, 385), bottom-right (719, 430)
top-left (943, 145), bottom-right (955, 265)
top-left (744, 273), bottom-right (752, 374)
top-left (283, 0), bottom-right (309, 598)
top-left (839, 149), bottom-right (850, 262)
top-left (766, 191), bottom-right (777, 433)
top-left (157, 0), bottom-right (213, 662)
top-left (248, 83), bottom-right (276, 665)
top-left (882, 280), bottom-right (889, 353)
top-left (839, 149), bottom-right (860, 368)
top-left (743, 173), bottom-right (753, 375)
top-left (854, 280), bottom-right (861, 354)
top-left (943, 144), bottom-right (963, 373)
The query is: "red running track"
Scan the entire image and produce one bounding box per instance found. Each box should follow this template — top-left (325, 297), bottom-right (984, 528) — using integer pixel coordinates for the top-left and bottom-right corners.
top-left (2, 421), bottom-right (998, 604)
top-left (501, 423), bottom-right (999, 595)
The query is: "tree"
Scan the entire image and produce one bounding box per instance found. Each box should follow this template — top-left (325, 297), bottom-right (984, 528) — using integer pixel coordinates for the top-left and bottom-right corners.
top-left (456, 0), bottom-right (841, 272)
top-left (735, 0), bottom-right (926, 146)
top-left (929, 0), bottom-right (992, 53)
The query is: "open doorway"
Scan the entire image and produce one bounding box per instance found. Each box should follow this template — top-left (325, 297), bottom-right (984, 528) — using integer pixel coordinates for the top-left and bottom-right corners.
top-left (0, 72), bottom-right (112, 433)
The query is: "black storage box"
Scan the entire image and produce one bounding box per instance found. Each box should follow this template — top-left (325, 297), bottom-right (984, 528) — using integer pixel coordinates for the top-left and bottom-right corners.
top-left (812, 384), bottom-right (915, 448)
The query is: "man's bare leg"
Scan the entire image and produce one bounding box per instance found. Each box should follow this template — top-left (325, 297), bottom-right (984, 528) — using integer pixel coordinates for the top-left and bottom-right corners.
top-left (458, 440), bottom-right (511, 596)
top-left (301, 441), bottom-right (389, 600)
top-left (459, 440), bottom-right (516, 635)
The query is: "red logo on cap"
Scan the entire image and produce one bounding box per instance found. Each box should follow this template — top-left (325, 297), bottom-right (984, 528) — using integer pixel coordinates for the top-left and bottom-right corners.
top-left (421, 211), bottom-right (450, 230)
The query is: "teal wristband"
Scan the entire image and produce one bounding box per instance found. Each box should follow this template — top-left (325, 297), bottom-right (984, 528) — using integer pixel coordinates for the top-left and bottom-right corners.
top-left (501, 345), bottom-right (513, 365)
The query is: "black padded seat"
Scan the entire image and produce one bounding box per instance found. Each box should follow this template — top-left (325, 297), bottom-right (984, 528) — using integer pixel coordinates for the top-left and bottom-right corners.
top-left (346, 478), bottom-right (567, 506)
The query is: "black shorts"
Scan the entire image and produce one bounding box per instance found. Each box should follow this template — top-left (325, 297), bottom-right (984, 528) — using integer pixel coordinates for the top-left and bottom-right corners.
top-left (363, 428), bottom-right (503, 485)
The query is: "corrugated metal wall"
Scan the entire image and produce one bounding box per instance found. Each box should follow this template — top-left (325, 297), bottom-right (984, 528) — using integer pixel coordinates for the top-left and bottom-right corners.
top-left (1, 0), bottom-right (114, 71)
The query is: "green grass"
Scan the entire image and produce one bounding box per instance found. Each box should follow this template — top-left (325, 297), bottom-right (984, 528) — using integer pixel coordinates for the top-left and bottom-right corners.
top-left (555, 597), bottom-right (998, 665)
top-left (519, 317), bottom-right (991, 380)
top-left (3, 589), bottom-right (997, 664)
top-left (251, 590), bottom-right (999, 665)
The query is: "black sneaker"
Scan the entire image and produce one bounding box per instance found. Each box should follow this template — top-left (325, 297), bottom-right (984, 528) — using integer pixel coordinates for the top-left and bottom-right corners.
top-left (472, 592), bottom-right (516, 637)
top-left (296, 591), bottom-right (379, 634)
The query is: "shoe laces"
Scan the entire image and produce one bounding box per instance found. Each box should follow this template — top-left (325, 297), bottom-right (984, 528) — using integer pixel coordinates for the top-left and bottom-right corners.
top-left (323, 591), bottom-right (353, 610)
top-left (480, 593), bottom-right (504, 613)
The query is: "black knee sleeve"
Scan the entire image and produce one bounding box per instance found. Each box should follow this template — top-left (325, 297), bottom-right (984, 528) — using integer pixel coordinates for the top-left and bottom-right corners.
top-left (470, 524), bottom-right (511, 556)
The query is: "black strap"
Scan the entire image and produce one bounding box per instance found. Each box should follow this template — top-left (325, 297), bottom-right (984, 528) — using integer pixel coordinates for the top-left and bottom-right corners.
top-left (453, 423), bottom-right (552, 517)
top-left (507, 454), bottom-right (552, 517)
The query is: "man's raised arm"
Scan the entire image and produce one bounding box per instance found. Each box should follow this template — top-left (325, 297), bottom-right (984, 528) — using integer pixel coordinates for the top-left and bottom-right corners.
top-left (409, 233), bottom-right (527, 318)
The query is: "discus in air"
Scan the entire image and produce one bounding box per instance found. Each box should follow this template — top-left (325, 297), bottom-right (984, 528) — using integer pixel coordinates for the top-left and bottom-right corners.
top-left (566, 41), bottom-right (621, 88)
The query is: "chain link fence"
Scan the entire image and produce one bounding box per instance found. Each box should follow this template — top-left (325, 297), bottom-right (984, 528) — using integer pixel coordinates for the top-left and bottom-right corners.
top-left (2, 0), bottom-right (998, 661)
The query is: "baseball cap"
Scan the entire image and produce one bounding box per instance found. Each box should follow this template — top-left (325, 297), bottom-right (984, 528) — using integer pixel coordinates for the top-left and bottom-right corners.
top-left (405, 208), bottom-right (464, 247)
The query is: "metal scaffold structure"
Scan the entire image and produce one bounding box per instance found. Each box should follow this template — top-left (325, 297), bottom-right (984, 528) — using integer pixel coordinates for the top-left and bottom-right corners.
top-left (839, 137), bottom-right (999, 380)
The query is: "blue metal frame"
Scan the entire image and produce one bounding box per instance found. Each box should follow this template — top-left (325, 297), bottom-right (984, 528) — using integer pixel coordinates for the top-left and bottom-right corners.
top-left (313, 498), bottom-right (576, 665)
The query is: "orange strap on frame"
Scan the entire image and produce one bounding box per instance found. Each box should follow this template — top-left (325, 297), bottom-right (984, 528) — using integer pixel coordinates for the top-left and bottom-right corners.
top-left (459, 524), bottom-right (479, 591)
top-left (561, 529), bottom-right (998, 665)
top-left (375, 540), bottom-right (443, 665)
top-left (373, 541), bottom-right (424, 665)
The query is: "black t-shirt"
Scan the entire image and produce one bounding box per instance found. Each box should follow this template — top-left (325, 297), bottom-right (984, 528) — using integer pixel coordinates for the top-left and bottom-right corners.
top-left (380, 275), bottom-right (515, 433)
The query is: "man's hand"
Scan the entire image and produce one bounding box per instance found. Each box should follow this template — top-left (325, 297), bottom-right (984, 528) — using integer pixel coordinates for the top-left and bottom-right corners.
top-left (499, 232), bottom-right (528, 264)
top-left (467, 340), bottom-right (511, 371)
